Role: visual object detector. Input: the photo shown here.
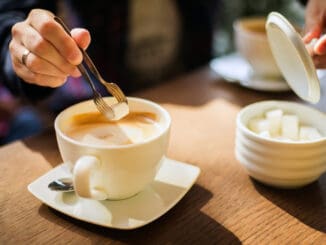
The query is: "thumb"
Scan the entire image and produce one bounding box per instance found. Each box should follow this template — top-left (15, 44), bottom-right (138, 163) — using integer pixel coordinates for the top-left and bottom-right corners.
top-left (71, 28), bottom-right (91, 50)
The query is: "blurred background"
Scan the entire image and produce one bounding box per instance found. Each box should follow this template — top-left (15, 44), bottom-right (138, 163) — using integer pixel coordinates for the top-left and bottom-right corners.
top-left (0, 0), bottom-right (306, 145)
top-left (213, 0), bottom-right (305, 57)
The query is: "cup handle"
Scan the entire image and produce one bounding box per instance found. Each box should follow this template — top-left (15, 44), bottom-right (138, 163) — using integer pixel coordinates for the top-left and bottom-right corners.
top-left (73, 155), bottom-right (108, 200)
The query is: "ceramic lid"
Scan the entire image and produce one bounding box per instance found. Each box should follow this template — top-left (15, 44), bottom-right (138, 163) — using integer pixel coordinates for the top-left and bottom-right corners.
top-left (266, 12), bottom-right (320, 103)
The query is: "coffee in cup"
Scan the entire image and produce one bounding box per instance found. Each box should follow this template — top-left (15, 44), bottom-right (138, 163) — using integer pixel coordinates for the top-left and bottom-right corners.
top-left (55, 97), bottom-right (171, 200)
top-left (65, 111), bottom-right (160, 146)
top-left (233, 16), bottom-right (281, 78)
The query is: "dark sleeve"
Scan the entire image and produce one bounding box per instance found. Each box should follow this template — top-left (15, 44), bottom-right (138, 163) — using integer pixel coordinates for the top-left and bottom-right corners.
top-left (0, 0), bottom-right (57, 102)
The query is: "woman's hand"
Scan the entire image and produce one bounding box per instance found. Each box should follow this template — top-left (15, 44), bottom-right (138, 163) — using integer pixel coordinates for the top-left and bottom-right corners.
top-left (9, 9), bottom-right (91, 87)
top-left (303, 0), bottom-right (326, 68)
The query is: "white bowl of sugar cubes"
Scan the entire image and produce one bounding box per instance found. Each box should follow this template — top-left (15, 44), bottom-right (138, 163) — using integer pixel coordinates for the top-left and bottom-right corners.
top-left (235, 100), bottom-right (326, 188)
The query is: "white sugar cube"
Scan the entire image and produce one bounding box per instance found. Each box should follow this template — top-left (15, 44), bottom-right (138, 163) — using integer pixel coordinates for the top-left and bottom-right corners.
top-left (247, 107), bottom-right (323, 142)
top-left (111, 102), bottom-right (129, 120)
top-left (265, 109), bottom-right (283, 136)
top-left (281, 115), bottom-right (299, 140)
top-left (299, 126), bottom-right (322, 141)
top-left (248, 117), bottom-right (269, 133)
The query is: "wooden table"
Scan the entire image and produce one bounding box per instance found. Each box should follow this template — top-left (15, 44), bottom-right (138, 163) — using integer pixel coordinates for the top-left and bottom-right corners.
top-left (1, 65), bottom-right (326, 244)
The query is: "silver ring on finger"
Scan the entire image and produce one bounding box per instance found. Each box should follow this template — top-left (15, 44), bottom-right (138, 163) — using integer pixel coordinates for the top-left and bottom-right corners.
top-left (21, 49), bottom-right (31, 66)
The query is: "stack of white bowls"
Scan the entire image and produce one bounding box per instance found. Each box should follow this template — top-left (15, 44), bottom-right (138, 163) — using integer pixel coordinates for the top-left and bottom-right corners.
top-left (235, 100), bottom-right (326, 188)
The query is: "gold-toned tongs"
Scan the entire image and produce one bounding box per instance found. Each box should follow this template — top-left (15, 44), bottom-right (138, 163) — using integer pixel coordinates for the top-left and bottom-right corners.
top-left (54, 16), bottom-right (129, 120)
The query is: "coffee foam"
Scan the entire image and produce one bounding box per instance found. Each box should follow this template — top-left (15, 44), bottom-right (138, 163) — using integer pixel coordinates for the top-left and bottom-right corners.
top-left (65, 111), bottom-right (161, 146)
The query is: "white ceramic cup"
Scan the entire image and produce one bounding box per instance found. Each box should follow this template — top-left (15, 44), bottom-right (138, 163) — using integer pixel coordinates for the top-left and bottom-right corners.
top-left (54, 97), bottom-right (171, 200)
top-left (233, 16), bottom-right (282, 78)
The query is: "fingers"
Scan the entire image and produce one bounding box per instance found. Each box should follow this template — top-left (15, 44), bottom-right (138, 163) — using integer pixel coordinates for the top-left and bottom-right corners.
top-left (10, 40), bottom-right (65, 76)
top-left (304, 34), bottom-right (326, 69)
top-left (303, 25), bottom-right (323, 43)
top-left (10, 40), bottom-right (67, 87)
top-left (302, 0), bottom-right (326, 43)
top-left (312, 54), bottom-right (326, 69)
top-left (11, 54), bottom-right (68, 88)
top-left (313, 34), bottom-right (326, 55)
top-left (312, 36), bottom-right (326, 69)
top-left (9, 9), bottom-right (92, 87)
top-left (26, 9), bottom-right (83, 65)
top-left (305, 38), bottom-right (318, 57)
top-left (71, 28), bottom-right (91, 50)
top-left (12, 21), bottom-right (80, 76)
top-left (302, 0), bottom-right (326, 68)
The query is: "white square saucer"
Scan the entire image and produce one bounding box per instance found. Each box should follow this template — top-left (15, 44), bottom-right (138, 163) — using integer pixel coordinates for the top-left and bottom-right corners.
top-left (28, 157), bottom-right (200, 230)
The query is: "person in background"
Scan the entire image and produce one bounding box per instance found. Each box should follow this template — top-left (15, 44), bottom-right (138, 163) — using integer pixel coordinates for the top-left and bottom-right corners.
top-left (302, 0), bottom-right (326, 68)
top-left (0, 0), bottom-right (219, 144)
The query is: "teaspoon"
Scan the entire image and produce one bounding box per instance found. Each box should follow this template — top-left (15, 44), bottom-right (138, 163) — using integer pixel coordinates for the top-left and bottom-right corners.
top-left (48, 178), bottom-right (74, 192)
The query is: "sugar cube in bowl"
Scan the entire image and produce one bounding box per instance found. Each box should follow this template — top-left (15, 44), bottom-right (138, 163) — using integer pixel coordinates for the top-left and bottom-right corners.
top-left (248, 108), bottom-right (322, 142)
top-left (235, 100), bottom-right (326, 188)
